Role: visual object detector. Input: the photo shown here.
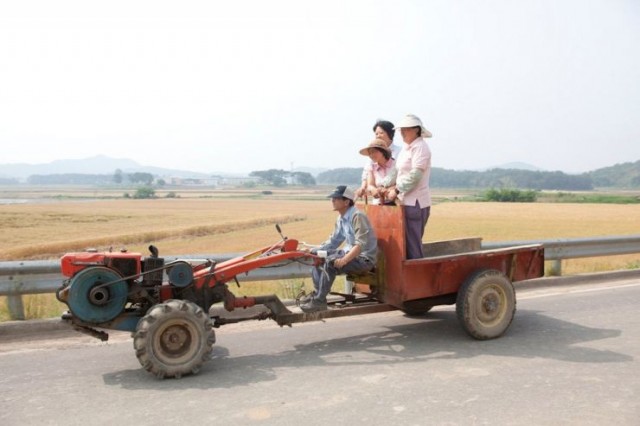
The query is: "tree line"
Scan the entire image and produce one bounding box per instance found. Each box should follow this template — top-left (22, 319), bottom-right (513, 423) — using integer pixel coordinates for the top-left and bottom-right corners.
top-left (315, 167), bottom-right (596, 190)
top-left (16, 160), bottom-right (640, 190)
top-left (27, 170), bottom-right (157, 186)
top-left (316, 162), bottom-right (640, 190)
top-left (249, 169), bottom-right (315, 186)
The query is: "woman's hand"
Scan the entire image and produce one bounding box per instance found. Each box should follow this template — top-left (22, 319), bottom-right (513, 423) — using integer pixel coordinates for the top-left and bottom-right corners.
top-left (369, 186), bottom-right (382, 199)
top-left (385, 187), bottom-right (398, 202)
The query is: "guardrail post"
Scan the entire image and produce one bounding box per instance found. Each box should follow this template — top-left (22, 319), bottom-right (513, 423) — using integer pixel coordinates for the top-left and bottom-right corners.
top-left (7, 294), bottom-right (26, 320)
top-left (548, 259), bottom-right (562, 276)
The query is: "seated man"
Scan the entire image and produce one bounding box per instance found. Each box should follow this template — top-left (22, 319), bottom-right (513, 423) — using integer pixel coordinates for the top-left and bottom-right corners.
top-left (301, 185), bottom-right (378, 313)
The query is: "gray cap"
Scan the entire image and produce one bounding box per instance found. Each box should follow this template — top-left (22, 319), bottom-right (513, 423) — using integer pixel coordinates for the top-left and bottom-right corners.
top-left (327, 185), bottom-right (355, 201)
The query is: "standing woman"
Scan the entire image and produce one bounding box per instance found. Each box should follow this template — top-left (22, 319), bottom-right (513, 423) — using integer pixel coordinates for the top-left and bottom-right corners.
top-left (385, 114), bottom-right (433, 259)
top-left (373, 119), bottom-right (402, 160)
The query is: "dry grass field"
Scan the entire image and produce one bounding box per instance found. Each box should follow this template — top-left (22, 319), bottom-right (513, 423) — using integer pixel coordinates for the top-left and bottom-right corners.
top-left (1, 186), bottom-right (639, 321)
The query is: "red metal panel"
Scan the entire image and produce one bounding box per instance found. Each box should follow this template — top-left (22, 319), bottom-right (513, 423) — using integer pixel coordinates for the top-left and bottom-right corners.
top-left (191, 239), bottom-right (321, 290)
top-left (361, 204), bottom-right (406, 306)
top-left (60, 252), bottom-right (142, 278)
top-left (401, 247), bottom-right (544, 301)
top-left (356, 203), bottom-right (545, 308)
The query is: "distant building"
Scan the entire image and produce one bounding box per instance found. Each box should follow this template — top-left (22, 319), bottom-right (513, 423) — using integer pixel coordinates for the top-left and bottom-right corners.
top-left (167, 176), bottom-right (260, 187)
top-left (219, 176), bottom-right (261, 186)
top-left (168, 177), bottom-right (220, 186)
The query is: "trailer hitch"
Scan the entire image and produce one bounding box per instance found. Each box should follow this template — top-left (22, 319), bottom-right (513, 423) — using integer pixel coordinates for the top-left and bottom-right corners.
top-left (223, 290), bottom-right (293, 317)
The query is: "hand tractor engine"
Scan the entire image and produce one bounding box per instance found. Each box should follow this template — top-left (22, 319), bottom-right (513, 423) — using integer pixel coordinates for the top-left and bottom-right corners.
top-left (56, 231), bottom-right (323, 378)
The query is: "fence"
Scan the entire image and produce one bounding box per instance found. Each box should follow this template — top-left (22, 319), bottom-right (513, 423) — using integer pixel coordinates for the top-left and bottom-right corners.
top-left (2, 235), bottom-right (640, 320)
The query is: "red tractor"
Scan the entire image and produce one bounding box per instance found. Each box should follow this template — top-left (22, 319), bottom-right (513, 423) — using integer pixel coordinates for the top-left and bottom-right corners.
top-left (57, 205), bottom-right (544, 378)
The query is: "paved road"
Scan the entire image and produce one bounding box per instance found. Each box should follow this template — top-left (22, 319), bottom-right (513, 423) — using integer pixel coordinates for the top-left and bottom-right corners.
top-left (1, 276), bottom-right (639, 425)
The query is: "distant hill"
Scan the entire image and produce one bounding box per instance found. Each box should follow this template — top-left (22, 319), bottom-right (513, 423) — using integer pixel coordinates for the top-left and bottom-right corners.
top-left (0, 155), bottom-right (211, 180)
top-left (488, 162), bottom-right (541, 171)
top-left (587, 160), bottom-right (640, 188)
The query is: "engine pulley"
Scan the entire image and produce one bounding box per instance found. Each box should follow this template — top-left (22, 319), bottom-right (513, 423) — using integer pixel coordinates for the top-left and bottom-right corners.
top-left (67, 266), bottom-right (128, 323)
top-left (168, 262), bottom-right (194, 288)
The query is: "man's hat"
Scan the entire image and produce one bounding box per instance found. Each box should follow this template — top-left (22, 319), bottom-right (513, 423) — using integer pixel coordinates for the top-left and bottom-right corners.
top-left (327, 185), bottom-right (355, 201)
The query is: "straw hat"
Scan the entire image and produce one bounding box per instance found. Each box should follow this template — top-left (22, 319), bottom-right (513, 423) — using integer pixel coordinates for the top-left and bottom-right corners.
top-left (394, 114), bottom-right (432, 138)
top-left (358, 138), bottom-right (392, 156)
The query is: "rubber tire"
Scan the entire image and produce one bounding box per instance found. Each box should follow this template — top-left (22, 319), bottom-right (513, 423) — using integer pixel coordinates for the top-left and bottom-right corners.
top-left (456, 269), bottom-right (516, 340)
top-left (133, 299), bottom-right (215, 379)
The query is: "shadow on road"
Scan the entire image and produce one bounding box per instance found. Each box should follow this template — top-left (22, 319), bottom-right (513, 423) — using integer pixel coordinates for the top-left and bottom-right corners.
top-left (102, 308), bottom-right (630, 390)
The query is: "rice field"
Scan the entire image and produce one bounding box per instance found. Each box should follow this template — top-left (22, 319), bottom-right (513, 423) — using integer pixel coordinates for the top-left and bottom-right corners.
top-left (1, 187), bottom-right (639, 321)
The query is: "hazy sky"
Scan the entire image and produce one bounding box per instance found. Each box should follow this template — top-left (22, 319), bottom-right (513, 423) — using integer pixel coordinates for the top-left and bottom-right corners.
top-left (1, 0), bottom-right (639, 175)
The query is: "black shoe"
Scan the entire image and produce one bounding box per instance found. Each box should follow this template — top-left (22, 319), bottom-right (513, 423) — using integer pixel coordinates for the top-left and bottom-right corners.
top-left (300, 299), bottom-right (328, 313)
top-left (297, 291), bottom-right (316, 305)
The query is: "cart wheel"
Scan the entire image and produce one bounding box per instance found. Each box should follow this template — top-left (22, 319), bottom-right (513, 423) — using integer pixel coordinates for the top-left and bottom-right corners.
top-left (456, 269), bottom-right (515, 340)
top-left (134, 299), bottom-right (215, 379)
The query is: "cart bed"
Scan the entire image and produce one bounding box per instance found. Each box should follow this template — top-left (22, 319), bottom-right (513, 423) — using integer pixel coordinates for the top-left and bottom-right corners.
top-left (354, 205), bottom-right (545, 309)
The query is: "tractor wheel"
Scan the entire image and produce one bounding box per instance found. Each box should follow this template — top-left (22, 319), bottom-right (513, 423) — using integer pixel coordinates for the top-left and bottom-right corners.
top-left (133, 299), bottom-right (215, 379)
top-left (456, 269), bottom-right (516, 340)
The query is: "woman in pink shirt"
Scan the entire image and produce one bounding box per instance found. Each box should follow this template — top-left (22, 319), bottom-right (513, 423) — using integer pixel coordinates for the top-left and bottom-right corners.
top-left (354, 120), bottom-right (401, 200)
top-left (358, 138), bottom-right (397, 205)
top-left (385, 114), bottom-right (433, 259)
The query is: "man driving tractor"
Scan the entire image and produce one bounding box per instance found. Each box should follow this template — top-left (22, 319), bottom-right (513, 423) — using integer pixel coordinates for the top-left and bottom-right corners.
top-left (300, 185), bottom-right (378, 313)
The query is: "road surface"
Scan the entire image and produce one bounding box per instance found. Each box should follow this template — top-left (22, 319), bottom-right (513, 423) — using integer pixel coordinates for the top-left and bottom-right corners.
top-left (1, 275), bottom-right (639, 425)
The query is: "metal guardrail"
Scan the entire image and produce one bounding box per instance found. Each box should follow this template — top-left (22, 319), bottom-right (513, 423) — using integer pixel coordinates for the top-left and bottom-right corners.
top-left (2, 235), bottom-right (640, 320)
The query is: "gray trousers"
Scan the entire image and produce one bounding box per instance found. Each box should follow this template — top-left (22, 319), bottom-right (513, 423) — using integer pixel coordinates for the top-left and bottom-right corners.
top-left (311, 250), bottom-right (374, 302)
top-left (404, 202), bottom-right (431, 260)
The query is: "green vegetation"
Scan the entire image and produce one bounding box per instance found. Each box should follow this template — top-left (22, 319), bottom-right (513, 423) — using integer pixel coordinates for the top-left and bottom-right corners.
top-left (249, 169), bottom-right (316, 186)
top-left (316, 161), bottom-right (640, 190)
top-left (627, 260), bottom-right (640, 270)
top-left (432, 168), bottom-right (594, 190)
top-left (540, 192), bottom-right (640, 204)
top-left (483, 188), bottom-right (537, 202)
top-left (133, 186), bottom-right (156, 199)
top-left (316, 168), bottom-right (362, 185)
top-left (316, 166), bottom-right (598, 190)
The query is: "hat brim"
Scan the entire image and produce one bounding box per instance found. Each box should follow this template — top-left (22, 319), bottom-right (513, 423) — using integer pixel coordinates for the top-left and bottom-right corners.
top-left (327, 191), bottom-right (354, 201)
top-left (393, 125), bottom-right (432, 138)
top-left (359, 146), bottom-right (391, 156)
